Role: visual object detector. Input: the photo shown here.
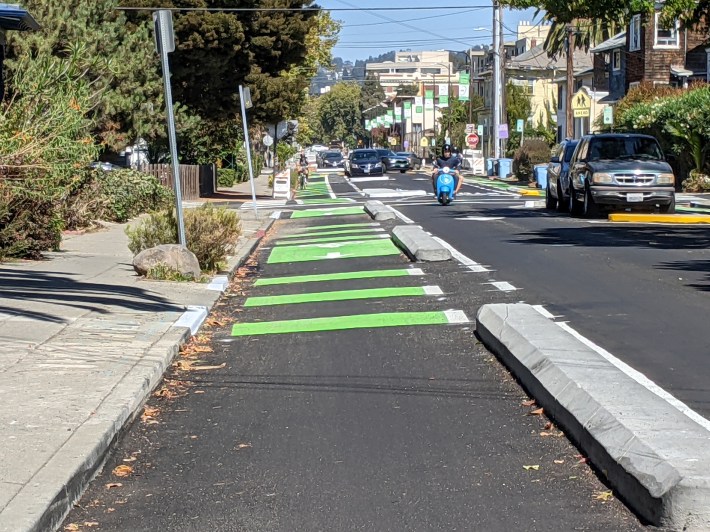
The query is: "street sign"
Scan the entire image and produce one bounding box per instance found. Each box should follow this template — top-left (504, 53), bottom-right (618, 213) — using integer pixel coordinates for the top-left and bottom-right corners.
top-left (477, 124), bottom-right (484, 136)
top-left (516, 119), bottom-right (524, 133)
top-left (420, 138), bottom-right (429, 147)
top-left (572, 89), bottom-right (591, 118)
top-left (499, 124), bottom-right (509, 139)
top-left (403, 140), bottom-right (410, 149)
top-left (153, 10), bottom-right (175, 54)
top-left (263, 134), bottom-right (273, 147)
top-left (465, 123), bottom-right (475, 134)
top-left (466, 132), bottom-right (479, 148)
top-left (603, 106), bottom-right (614, 125)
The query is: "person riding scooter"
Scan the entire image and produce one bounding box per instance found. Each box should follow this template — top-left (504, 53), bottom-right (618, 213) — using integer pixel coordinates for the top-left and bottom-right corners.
top-left (431, 144), bottom-right (462, 197)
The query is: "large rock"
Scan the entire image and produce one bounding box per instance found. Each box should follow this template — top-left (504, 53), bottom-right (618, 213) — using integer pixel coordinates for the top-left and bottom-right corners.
top-left (133, 244), bottom-right (201, 279)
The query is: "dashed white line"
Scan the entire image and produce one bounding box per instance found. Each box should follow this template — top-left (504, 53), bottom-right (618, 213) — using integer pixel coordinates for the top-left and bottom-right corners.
top-left (486, 281), bottom-right (518, 292)
top-left (430, 236), bottom-right (491, 273)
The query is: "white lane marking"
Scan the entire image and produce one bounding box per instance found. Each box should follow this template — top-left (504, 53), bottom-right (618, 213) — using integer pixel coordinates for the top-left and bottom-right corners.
top-left (531, 305), bottom-right (556, 319)
top-left (349, 176), bottom-right (391, 182)
top-left (388, 205), bottom-right (416, 224)
top-left (324, 176), bottom-right (337, 199)
top-left (486, 281), bottom-right (518, 291)
top-left (270, 210), bottom-right (282, 219)
top-left (173, 305), bottom-right (208, 335)
top-left (455, 216), bottom-right (504, 221)
top-left (207, 275), bottom-right (229, 292)
top-left (445, 310), bottom-right (470, 323)
top-left (556, 321), bottom-right (710, 431)
top-left (363, 188), bottom-right (428, 198)
top-left (407, 268), bottom-right (425, 276)
top-left (423, 286), bottom-right (444, 295)
top-left (430, 236), bottom-right (491, 273)
top-left (325, 252), bottom-right (342, 259)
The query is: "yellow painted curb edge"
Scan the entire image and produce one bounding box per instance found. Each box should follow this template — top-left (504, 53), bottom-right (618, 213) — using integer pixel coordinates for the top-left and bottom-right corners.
top-left (608, 213), bottom-right (710, 224)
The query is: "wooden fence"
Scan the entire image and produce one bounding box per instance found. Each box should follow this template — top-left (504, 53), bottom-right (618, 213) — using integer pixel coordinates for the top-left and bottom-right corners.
top-left (140, 164), bottom-right (215, 199)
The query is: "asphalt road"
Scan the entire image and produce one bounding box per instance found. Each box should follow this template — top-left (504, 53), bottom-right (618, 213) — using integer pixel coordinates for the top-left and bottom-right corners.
top-left (341, 170), bottom-right (710, 420)
top-left (64, 195), bottom-right (643, 531)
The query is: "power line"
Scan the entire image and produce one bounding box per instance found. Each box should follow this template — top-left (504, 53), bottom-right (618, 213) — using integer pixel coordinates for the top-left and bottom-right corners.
top-left (342, 8), bottom-right (486, 28)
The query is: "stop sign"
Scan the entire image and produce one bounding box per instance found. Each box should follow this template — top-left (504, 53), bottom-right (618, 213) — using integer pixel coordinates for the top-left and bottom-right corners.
top-left (466, 132), bottom-right (479, 148)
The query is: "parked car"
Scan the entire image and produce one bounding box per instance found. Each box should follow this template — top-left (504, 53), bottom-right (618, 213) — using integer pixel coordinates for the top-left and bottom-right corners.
top-left (89, 161), bottom-right (121, 171)
top-left (319, 150), bottom-right (344, 169)
top-left (374, 149), bottom-right (410, 173)
top-left (545, 139), bottom-right (579, 211)
top-left (345, 149), bottom-right (384, 177)
top-left (567, 133), bottom-right (676, 217)
top-left (396, 152), bottom-right (423, 171)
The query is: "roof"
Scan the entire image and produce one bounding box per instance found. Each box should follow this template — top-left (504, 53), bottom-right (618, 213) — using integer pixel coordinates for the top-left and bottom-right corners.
top-left (507, 44), bottom-right (593, 72)
top-left (0, 3), bottom-right (39, 31)
top-left (590, 32), bottom-right (626, 54)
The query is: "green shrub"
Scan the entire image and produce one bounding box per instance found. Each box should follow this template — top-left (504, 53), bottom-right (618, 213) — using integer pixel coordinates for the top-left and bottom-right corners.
top-left (513, 139), bottom-right (551, 180)
top-left (681, 170), bottom-right (710, 192)
top-left (125, 204), bottom-right (241, 272)
top-left (62, 168), bottom-right (174, 229)
top-left (0, 182), bottom-right (63, 260)
top-left (218, 168), bottom-right (237, 188)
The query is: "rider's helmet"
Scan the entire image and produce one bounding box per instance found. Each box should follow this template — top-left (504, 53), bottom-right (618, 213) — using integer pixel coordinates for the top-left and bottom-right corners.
top-left (442, 143), bottom-right (452, 157)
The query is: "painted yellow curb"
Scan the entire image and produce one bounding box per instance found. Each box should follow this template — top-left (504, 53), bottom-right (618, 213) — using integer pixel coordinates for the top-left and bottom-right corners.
top-left (519, 189), bottom-right (543, 196)
top-left (608, 213), bottom-right (710, 224)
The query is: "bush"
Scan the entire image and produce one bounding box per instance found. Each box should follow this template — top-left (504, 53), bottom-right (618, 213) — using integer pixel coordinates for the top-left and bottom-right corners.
top-left (62, 168), bottom-right (174, 229)
top-left (681, 170), bottom-right (710, 192)
top-left (0, 182), bottom-right (63, 260)
top-left (126, 204), bottom-right (241, 272)
top-left (218, 168), bottom-right (237, 187)
top-left (513, 139), bottom-right (551, 181)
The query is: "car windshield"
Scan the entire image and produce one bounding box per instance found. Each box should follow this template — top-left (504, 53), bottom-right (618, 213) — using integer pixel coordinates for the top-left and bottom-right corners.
top-left (588, 137), bottom-right (663, 161)
top-left (563, 143), bottom-right (578, 162)
top-left (397, 152), bottom-right (411, 157)
top-left (352, 151), bottom-right (377, 160)
top-left (324, 152), bottom-right (342, 159)
top-left (376, 149), bottom-right (393, 156)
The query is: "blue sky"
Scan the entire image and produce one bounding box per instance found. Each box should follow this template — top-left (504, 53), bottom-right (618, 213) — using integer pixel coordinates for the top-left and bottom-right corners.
top-left (318, 0), bottom-right (543, 63)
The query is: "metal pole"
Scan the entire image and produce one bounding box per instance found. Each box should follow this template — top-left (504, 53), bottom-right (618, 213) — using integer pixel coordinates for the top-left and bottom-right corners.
top-left (158, 28), bottom-right (186, 246)
top-left (239, 85), bottom-right (258, 218)
top-left (492, 1), bottom-right (501, 159)
top-left (566, 25), bottom-right (575, 139)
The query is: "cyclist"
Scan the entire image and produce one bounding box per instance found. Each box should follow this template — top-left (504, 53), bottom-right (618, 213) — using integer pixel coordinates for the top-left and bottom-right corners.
top-left (297, 152), bottom-right (309, 189)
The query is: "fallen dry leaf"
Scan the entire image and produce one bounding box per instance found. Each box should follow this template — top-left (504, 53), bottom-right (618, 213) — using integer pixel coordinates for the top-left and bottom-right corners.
top-left (594, 490), bottom-right (614, 501)
top-left (175, 360), bottom-right (225, 371)
top-left (105, 482), bottom-right (123, 489)
top-left (539, 431), bottom-right (552, 437)
top-left (528, 407), bottom-right (544, 416)
top-left (112, 465), bottom-right (133, 478)
top-left (83, 523), bottom-right (99, 528)
top-left (235, 442), bottom-right (252, 450)
top-left (521, 399), bottom-right (536, 407)
top-left (64, 524), bottom-right (80, 531)
top-left (554, 459), bottom-right (565, 464)
top-left (523, 465), bottom-right (540, 471)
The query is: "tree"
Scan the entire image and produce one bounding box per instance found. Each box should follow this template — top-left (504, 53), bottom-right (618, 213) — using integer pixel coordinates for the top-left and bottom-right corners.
top-left (6, 0), bottom-right (164, 151)
top-left (436, 95), bottom-right (485, 149)
top-left (317, 82), bottom-right (364, 147)
top-left (360, 74), bottom-right (386, 111)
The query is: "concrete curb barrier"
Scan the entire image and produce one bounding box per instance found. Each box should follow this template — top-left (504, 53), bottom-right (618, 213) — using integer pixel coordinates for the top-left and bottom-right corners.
top-left (608, 213), bottom-right (710, 224)
top-left (364, 200), bottom-right (397, 221)
top-left (4, 217), bottom-right (275, 532)
top-left (391, 226), bottom-right (452, 262)
top-left (476, 303), bottom-right (710, 530)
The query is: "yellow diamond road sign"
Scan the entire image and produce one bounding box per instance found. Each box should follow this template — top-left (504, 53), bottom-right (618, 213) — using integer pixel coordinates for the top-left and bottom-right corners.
top-left (572, 89), bottom-right (591, 118)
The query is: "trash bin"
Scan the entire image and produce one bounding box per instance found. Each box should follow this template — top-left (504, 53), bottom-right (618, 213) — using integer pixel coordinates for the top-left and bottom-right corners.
top-left (486, 158), bottom-right (497, 176)
top-left (498, 158), bottom-right (513, 179)
top-left (534, 164), bottom-right (548, 189)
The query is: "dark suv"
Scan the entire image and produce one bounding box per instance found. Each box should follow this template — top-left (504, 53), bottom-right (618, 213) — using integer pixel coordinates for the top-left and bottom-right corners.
top-left (567, 133), bottom-right (676, 217)
top-left (546, 139), bottom-right (578, 211)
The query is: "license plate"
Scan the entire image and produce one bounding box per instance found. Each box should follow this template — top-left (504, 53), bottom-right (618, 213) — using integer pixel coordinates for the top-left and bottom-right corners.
top-left (627, 192), bottom-right (644, 202)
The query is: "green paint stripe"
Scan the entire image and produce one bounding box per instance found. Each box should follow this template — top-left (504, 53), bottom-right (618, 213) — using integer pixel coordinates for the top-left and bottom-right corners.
top-left (291, 207), bottom-right (364, 219)
top-left (254, 268), bottom-right (416, 286)
top-left (231, 311), bottom-right (451, 336)
top-left (244, 286), bottom-right (427, 307)
top-left (275, 234), bottom-right (388, 246)
top-left (301, 223), bottom-right (379, 232)
top-left (267, 239), bottom-right (400, 263)
top-left (301, 199), bottom-right (351, 204)
top-left (282, 228), bottom-right (382, 239)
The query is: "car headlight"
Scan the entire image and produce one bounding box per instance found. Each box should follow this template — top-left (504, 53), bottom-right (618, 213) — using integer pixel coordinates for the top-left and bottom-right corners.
top-left (374, 163), bottom-right (382, 167)
top-left (657, 173), bottom-right (675, 185)
top-left (591, 172), bottom-right (613, 184)
top-left (351, 163), bottom-right (359, 168)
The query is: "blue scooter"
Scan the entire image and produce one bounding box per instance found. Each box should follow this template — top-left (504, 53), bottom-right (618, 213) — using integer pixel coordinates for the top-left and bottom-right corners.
top-left (435, 166), bottom-right (456, 205)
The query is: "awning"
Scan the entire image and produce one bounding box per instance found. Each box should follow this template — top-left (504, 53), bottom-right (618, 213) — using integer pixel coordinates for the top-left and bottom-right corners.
top-left (670, 65), bottom-right (693, 77)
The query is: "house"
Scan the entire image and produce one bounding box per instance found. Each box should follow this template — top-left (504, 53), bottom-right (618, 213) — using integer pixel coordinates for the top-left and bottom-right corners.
top-left (591, 6), bottom-right (709, 101)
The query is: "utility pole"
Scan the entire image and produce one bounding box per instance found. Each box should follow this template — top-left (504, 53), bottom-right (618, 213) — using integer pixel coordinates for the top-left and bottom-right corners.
top-left (566, 24), bottom-right (575, 139)
top-left (499, 10), bottom-right (507, 154)
top-left (492, 0), bottom-right (502, 159)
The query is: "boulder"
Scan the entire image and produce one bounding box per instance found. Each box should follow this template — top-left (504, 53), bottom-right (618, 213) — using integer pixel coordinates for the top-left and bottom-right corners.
top-left (133, 244), bottom-right (201, 279)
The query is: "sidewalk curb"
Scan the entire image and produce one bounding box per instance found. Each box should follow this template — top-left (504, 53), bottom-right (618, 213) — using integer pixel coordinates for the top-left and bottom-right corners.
top-left (5, 217), bottom-right (275, 532)
top-left (476, 303), bottom-right (710, 530)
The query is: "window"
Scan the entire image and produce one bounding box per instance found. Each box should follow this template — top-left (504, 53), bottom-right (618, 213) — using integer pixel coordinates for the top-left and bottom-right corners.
top-left (629, 14), bottom-right (641, 52)
top-left (612, 50), bottom-right (622, 71)
top-left (655, 12), bottom-right (679, 48)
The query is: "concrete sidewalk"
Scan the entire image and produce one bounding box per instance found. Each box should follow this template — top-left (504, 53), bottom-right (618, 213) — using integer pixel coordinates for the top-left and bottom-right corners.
top-left (0, 205), bottom-right (275, 532)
